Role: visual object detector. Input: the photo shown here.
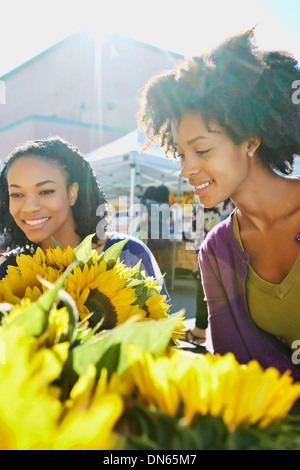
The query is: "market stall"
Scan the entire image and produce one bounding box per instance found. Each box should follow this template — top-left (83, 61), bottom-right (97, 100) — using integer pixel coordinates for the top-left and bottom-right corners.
top-left (86, 129), bottom-right (198, 285)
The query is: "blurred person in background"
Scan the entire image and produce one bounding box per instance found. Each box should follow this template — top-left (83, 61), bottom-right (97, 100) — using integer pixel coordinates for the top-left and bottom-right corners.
top-left (139, 185), bottom-right (157, 244)
top-left (147, 185), bottom-right (174, 290)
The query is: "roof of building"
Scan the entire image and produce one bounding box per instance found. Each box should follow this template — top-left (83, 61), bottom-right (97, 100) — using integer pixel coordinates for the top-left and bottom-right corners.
top-left (0, 28), bottom-right (182, 80)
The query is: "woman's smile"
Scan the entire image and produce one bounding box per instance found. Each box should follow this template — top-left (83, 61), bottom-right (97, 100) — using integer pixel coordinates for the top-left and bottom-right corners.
top-left (22, 217), bottom-right (50, 228)
top-left (194, 179), bottom-right (214, 196)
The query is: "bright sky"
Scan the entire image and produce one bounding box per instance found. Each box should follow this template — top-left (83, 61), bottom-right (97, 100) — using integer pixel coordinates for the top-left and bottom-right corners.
top-left (1, 0), bottom-right (300, 77)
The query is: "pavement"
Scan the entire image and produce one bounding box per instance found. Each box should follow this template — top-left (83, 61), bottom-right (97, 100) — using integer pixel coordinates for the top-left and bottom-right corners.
top-left (168, 273), bottom-right (198, 319)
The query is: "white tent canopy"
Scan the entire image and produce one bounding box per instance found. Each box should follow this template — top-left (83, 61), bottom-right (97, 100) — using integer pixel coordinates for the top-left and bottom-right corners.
top-left (85, 129), bottom-right (193, 205)
top-left (85, 130), bottom-right (197, 289)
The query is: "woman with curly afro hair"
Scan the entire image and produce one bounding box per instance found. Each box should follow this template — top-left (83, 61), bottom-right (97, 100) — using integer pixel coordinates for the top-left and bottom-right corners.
top-left (138, 28), bottom-right (300, 379)
top-left (0, 136), bottom-right (169, 298)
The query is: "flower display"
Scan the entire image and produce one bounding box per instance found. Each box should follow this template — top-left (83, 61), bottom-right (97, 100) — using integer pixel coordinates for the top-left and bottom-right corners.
top-left (0, 236), bottom-right (184, 341)
top-left (0, 323), bottom-right (123, 450)
top-left (1, 236), bottom-right (300, 450)
top-left (125, 345), bottom-right (300, 431)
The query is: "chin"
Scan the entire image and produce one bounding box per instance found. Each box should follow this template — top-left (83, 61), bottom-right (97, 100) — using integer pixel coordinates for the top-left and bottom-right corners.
top-left (199, 192), bottom-right (227, 209)
top-left (198, 198), bottom-right (219, 209)
top-left (24, 233), bottom-right (45, 244)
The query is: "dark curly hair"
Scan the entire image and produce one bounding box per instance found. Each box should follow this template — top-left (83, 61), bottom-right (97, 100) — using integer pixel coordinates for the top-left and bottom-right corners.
top-left (137, 28), bottom-right (300, 175)
top-left (0, 136), bottom-right (110, 252)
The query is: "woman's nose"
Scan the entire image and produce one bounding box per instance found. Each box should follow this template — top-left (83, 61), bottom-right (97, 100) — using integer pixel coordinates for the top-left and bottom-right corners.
top-left (180, 155), bottom-right (200, 179)
top-left (22, 195), bottom-right (42, 212)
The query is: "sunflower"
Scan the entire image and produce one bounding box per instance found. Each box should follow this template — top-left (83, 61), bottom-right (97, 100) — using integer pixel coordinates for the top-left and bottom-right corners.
top-left (138, 291), bottom-right (184, 345)
top-left (0, 237), bottom-right (182, 342)
top-left (0, 247), bottom-right (61, 305)
top-left (125, 346), bottom-right (300, 432)
top-left (52, 364), bottom-right (123, 450)
top-left (64, 260), bottom-right (144, 330)
top-left (5, 298), bottom-right (70, 347)
top-left (45, 244), bottom-right (74, 270)
top-left (0, 324), bottom-right (65, 449)
top-left (0, 322), bottom-right (123, 450)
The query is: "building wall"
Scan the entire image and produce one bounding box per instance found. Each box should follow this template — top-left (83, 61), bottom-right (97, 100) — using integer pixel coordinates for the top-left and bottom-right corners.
top-left (99, 33), bottom-right (180, 132)
top-left (0, 30), bottom-right (181, 162)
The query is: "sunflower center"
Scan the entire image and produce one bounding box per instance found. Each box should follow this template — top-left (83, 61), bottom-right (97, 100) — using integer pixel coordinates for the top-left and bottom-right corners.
top-left (85, 289), bottom-right (117, 331)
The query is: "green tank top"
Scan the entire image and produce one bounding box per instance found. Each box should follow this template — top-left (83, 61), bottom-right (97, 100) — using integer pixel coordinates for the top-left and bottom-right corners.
top-left (232, 211), bottom-right (300, 348)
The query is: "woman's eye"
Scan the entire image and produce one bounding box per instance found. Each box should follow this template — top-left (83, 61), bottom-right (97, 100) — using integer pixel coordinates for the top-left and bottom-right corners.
top-left (196, 149), bottom-right (211, 156)
top-left (9, 193), bottom-right (23, 198)
top-left (40, 189), bottom-right (54, 195)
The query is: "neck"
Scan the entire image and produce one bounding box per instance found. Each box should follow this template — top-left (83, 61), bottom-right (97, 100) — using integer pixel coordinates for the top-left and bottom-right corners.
top-left (231, 167), bottom-right (296, 232)
top-left (40, 232), bottom-right (82, 253)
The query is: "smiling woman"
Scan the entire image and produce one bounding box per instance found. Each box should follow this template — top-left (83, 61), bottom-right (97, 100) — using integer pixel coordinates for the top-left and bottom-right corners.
top-left (0, 137), bottom-right (107, 254)
top-left (0, 136), bottom-right (170, 299)
top-left (138, 28), bottom-right (300, 379)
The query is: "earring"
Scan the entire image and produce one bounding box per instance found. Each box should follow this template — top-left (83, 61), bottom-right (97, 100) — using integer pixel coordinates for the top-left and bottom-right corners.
top-left (247, 151), bottom-right (254, 158)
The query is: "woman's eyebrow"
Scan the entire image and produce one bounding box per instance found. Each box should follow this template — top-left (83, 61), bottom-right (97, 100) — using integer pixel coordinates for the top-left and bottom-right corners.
top-left (36, 180), bottom-right (57, 187)
top-left (173, 135), bottom-right (213, 147)
top-left (8, 180), bottom-right (57, 188)
top-left (187, 135), bottom-right (212, 145)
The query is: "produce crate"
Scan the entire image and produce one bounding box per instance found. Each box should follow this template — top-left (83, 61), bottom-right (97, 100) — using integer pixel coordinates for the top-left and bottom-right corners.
top-left (174, 241), bottom-right (199, 272)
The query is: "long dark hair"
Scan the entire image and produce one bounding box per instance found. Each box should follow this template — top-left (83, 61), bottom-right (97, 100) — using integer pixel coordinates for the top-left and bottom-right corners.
top-left (0, 136), bottom-right (110, 252)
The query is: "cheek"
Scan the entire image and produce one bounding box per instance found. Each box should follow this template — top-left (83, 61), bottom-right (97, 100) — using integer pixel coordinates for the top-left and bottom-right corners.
top-left (49, 192), bottom-right (71, 211)
top-left (9, 199), bottom-right (19, 217)
top-left (220, 146), bottom-right (246, 171)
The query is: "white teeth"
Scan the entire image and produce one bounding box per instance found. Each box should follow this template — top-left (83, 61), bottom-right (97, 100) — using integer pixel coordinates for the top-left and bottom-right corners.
top-left (195, 180), bottom-right (213, 190)
top-left (25, 218), bottom-right (49, 225)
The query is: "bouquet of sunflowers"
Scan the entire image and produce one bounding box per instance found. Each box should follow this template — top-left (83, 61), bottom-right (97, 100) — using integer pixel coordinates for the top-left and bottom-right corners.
top-left (1, 236), bottom-right (300, 450)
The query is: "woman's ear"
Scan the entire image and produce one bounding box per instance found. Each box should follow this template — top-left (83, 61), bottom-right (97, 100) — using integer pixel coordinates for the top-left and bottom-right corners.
top-left (247, 136), bottom-right (261, 153)
top-left (68, 182), bottom-right (79, 206)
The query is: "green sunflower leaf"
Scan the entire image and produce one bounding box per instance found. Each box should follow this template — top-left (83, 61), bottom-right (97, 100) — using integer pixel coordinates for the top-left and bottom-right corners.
top-left (102, 238), bottom-right (129, 269)
top-left (72, 234), bottom-right (95, 267)
top-left (64, 311), bottom-right (183, 380)
top-left (51, 237), bottom-right (65, 250)
top-left (129, 271), bottom-right (147, 281)
top-left (125, 278), bottom-right (145, 288)
top-left (113, 312), bottom-right (184, 375)
top-left (132, 285), bottom-right (159, 308)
